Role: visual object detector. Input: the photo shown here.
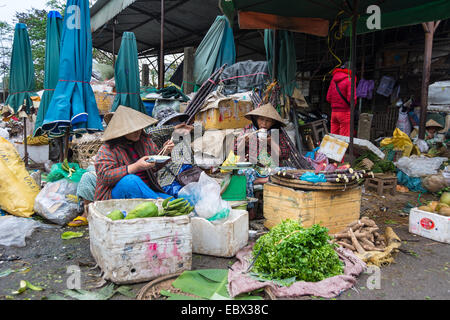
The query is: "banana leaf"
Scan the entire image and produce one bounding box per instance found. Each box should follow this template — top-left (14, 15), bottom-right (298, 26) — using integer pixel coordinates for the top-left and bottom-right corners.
top-left (170, 269), bottom-right (263, 300)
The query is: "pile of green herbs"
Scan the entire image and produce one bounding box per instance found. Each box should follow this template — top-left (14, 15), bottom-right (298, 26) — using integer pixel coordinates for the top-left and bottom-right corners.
top-left (251, 220), bottom-right (344, 284)
top-left (354, 150), bottom-right (396, 173)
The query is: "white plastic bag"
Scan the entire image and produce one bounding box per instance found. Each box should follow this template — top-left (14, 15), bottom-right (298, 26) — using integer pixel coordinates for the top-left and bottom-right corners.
top-left (396, 110), bottom-right (411, 136)
top-left (0, 215), bottom-right (56, 247)
top-left (34, 179), bottom-right (82, 226)
top-left (395, 156), bottom-right (448, 177)
top-left (178, 172), bottom-right (231, 224)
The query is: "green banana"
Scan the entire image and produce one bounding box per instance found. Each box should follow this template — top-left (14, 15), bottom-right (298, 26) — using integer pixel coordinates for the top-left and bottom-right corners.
top-left (162, 196), bottom-right (174, 208)
top-left (167, 201), bottom-right (189, 210)
top-left (167, 198), bottom-right (186, 205)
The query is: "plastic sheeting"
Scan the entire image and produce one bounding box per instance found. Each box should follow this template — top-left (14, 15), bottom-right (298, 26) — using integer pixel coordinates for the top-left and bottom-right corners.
top-left (219, 60), bottom-right (269, 96)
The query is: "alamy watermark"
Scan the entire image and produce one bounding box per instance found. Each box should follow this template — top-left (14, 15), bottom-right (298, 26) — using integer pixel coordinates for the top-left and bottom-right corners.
top-left (366, 5), bottom-right (381, 30)
top-left (365, 265), bottom-right (381, 290)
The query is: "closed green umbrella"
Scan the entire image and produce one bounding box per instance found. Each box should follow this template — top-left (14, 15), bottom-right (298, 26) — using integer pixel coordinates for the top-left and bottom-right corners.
top-left (111, 32), bottom-right (146, 114)
top-left (34, 11), bottom-right (63, 137)
top-left (2, 23), bottom-right (37, 117)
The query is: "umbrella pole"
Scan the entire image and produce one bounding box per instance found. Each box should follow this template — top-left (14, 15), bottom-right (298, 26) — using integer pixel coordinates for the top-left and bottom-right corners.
top-left (348, 0), bottom-right (358, 165)
top-left (23, 118), bottom-right (28, 167)
top-left (63, 128), bottom-right (70, 161)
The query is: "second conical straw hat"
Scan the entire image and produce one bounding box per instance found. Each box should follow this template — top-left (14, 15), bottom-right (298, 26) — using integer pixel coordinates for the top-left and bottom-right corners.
top-left (244, 103), bottom-right (285, 127)
top-left (102, 105), bottom-right (158, 141)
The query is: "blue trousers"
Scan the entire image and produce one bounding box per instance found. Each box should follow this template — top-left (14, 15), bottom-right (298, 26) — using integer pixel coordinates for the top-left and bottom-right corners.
top-left (111, 174), bottom-right (171, 200)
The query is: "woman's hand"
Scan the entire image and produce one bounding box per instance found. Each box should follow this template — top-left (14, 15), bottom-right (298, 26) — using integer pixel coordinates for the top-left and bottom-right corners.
top-left (127, 156), bottom-right (156, 174)
top-left (173, 123), bottom-right (194, 136)
top-left (162, 139), bottom-right (175, 155)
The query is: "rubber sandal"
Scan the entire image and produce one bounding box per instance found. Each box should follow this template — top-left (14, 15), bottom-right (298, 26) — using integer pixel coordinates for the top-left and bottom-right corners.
top-left (68, 216), bottom-right (88, 227)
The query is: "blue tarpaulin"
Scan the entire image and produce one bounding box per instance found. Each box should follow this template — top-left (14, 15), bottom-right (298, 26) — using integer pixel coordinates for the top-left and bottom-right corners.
top-left (42, 0), bottom-right (103, 137)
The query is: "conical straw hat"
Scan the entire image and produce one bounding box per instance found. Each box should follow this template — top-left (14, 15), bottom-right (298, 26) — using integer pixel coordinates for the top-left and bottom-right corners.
top-left (102, 105), bottom-right (158, 141)
top-left (425, 119), bottom-right (444, 129)
top-left (244, 103), bottom-right (285, 127)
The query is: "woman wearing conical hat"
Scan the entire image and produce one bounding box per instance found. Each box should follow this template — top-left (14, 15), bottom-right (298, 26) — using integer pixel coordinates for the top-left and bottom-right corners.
top-left (234, 103), bottom-right (290, 220)
top-left (234, 102), bottom-right (290, 164)
top-left (93, 105), bottom-right (175, 202)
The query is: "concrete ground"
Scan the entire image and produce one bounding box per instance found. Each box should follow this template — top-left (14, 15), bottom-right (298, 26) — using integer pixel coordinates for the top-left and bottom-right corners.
top-left (0, 189), bottom-right (448, 301)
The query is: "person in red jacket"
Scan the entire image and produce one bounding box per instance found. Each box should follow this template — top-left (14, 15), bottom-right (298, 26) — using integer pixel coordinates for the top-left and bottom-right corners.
top-left (326, 64), bottom-right (357, 137)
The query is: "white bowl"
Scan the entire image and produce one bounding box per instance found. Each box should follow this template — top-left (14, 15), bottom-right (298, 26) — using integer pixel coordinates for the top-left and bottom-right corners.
top-left (147, 155), bottom-right (171, 163)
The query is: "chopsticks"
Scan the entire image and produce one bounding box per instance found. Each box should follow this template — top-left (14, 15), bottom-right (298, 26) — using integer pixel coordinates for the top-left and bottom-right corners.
top-left (158, 137), bottom-right (173, 156)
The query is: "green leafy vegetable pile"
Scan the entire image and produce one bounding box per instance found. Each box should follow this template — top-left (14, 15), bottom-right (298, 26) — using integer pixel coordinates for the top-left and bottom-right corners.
top-left (251, 220), bottom-right (344, 283)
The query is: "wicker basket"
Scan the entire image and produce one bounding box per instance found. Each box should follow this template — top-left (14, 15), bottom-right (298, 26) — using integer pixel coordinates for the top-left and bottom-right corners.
top-left (72, 138), bottom-right (103, 169)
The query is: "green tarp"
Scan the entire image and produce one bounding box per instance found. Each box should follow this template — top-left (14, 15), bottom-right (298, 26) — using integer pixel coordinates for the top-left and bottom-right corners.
top-left (264, 29), bottom-right (297, 96)
top-left (111, 32), bottom-right (147, 114)
top-left (34, 11), bottom-right (63, 137)
top-left (3, 23), bottom-right (37, 116)
top-left (193, 15), bottom-right (236, 86)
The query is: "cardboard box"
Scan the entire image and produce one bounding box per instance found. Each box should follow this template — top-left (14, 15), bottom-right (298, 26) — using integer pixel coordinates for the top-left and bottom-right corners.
top-left (409, 207), bottom-right (450, 244)
top-left (318, 134), bottom-right (348, 162)
top-left (195, 98), bottom-right (252, 130)
top-left (263, 183), bottom-right (361, 234)
top-left (88, 199), bottom-right (192, 284)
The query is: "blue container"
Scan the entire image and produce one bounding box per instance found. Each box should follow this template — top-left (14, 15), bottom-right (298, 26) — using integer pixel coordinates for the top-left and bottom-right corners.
top-left (143, 100), bottom-right (155, 116)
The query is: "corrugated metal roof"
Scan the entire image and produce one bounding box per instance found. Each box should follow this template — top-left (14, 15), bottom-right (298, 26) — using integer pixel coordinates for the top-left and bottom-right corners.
top-left (90, 0), bottom-right (266, 60)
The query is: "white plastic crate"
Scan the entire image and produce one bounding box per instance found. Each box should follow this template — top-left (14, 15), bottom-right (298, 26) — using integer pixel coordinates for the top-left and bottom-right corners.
top-left (409, 207), bottom-right (450, 244)
top-left (191, 210), bottom-right (249, 257)
top-left (88, 198), bottom-right (192, 284)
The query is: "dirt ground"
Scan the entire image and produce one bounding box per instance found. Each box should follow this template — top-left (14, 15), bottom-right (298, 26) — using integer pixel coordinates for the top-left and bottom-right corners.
top-left (0, 187), bottom-right (448, 301)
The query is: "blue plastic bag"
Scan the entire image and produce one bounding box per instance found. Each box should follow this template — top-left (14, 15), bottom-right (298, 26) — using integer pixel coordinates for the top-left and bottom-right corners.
top-left (300, 172), bottom-right (327, 183)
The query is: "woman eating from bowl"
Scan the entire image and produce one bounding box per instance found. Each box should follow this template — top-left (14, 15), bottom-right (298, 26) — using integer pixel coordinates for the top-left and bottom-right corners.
top-left (234, 103), bottom-right (290, 219)
top-left (94, 105), bottom-right (174, 202)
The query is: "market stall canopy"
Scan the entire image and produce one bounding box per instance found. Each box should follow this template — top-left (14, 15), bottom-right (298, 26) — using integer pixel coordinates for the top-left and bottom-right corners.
top-left (90, 0), bottom-right (266, 60)
top-left (34, 11), bottom-right (63, 137)
top-left (2, 23), bottom-right (38, 117)
top-left (111, 32), bottom-right (147, 114)
top-left (220, 0), bottom-right (450, 36)
top-left (42, 0), bottom-right (103, 137)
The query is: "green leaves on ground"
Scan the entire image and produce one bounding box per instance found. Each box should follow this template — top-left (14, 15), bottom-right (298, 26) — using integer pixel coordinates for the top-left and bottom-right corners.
top-left (161, 269), bottom-right (263, 300)
top-left (61, 231), bottom-right (84, 240)
top-left (251, 220), bottom-right (344, 283)
top-left (12, 280), bottom-right (43, 295)
top-left (47, 283), bottom-right (135, 300)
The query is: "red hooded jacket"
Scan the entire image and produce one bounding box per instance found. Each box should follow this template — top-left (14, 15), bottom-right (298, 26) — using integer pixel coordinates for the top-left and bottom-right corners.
top-left (326, 68), bottom-right (357, 112)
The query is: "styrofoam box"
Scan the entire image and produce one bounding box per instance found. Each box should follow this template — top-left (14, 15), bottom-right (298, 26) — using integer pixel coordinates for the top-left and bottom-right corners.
top-left (191, 210), bottom-right (249, 257)
top-left (88, 199), bottom-right (192, 284)
top-left (318, 135), bottom-right (349, 162)
top-left (409, 207), bottom-right (450, 244)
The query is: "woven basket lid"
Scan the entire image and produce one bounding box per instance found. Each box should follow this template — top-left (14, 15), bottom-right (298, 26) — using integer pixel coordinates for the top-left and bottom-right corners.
top-left (102, 105), bottom-right (158, 141)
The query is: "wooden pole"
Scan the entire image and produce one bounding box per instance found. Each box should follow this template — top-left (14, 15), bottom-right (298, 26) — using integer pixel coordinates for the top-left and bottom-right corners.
top-left (349, 0), bottom-right (359, 164)
top-left (419, 21), bottom-right (440, 140)
top-left (272, 29), bottom-right (279, 82)
top-left (23, 118), bottom-right (28, 167)
top-left (142, 64), bottom-right (149, 87)
top-left (182, 47), bottom-right (195, 94)
top-left (158, 0), bottom-right (165, 89)
top-left (112, 19), bottom-right (116, 67)
top-left (63, 128), bottom-right (70, 161)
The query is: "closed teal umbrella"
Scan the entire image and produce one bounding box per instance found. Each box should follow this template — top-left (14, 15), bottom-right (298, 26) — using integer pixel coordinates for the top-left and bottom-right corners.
top-left (42, 0), bottom-right (103, 137)
top-left (2, 23), bottom-right (37, 117)
top-left (111, 32), bottom-right (146, 114)
top-left (34, 11), bottom-right (63, 137)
